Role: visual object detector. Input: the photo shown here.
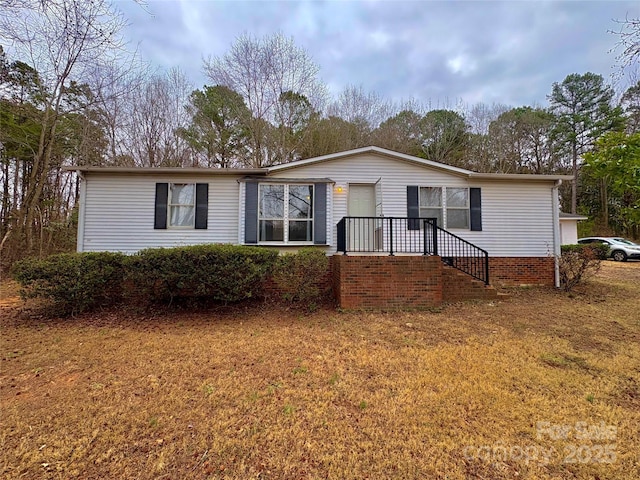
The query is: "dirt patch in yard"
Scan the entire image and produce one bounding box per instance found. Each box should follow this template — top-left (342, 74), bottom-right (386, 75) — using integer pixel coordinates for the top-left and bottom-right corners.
top-left (1, 263), bottom-right (639, 479)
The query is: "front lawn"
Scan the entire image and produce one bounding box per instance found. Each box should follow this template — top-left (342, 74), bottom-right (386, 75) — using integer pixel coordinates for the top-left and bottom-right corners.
top-left (1, 262), bottom-right (639, 479)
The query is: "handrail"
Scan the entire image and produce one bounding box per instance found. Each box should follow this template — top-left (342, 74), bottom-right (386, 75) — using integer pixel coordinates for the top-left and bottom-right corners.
top-left (336, 216), bottom-right (489, 285)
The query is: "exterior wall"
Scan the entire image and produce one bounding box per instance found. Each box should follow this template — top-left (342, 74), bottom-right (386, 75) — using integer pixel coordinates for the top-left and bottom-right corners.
top-left (488, 257), bottom-right (555, 286)
top-left (560, 219), bottom-right (579, 245)
top-left (81, 173), bottom-right (242, 253)
top-left (270, 153), bottom-right (557, 257)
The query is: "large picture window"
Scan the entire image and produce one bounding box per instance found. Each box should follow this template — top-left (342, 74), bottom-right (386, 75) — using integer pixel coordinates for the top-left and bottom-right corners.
top-left (259, 184), bottom-right (313, 243)
top-left (169, 183), bottom-right (195, 227)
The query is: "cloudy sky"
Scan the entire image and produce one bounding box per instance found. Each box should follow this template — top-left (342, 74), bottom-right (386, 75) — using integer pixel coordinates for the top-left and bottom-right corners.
top-left (116, 0), bottom-right (639, 109)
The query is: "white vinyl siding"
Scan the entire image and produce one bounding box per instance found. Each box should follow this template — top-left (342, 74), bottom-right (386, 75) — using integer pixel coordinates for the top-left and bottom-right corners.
top-left (81, 174), bottom-right (240, 253)
top-left (269, 153), bottom-right (555, 257)
top-left (79, 152), bottom-right (558, 258)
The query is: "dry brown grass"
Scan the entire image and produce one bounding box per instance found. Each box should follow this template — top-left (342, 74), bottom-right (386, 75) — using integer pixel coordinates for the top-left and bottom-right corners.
top-left (1, 261), bottom-right (640, 479)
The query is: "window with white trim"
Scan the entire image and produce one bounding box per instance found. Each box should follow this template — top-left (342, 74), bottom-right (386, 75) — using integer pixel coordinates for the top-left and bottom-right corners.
top-left (419, 186), bottom-right (470, 229)
top-left (446, 187), bottom-right (469, 229)
top-left (168, 183), bottom-right (195, 227)
top-left (259, 184), bottom-right (313, 242)
top-left (419, 187), bottom-right (443, 227)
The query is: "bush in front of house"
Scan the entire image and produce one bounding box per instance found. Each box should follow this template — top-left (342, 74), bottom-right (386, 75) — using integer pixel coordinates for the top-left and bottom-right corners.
top-left (12, 252), bottom-right (126, 315)
top-left (561, 243), bottom-right (609, 260)
top-left (271, 247), bottom-right (330, 309)
top-left (558, 244), bottom-right (606, 292)
top-left (124, 244), bottom-right (278, 305)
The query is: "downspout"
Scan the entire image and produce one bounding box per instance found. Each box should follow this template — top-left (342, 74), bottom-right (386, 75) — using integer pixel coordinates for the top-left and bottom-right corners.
top-left (552, 179), bottom-right (562, 288)
top-left (76, 171), bottom-right (87, 253)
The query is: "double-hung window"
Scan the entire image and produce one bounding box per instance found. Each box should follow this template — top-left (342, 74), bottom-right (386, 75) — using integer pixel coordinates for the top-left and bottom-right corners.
top-left (154, 182), bottom-right (208, 230)
top-left (418, 186), bottom-right (470, 229)
top-left (419, 187), bottom-right (443, 227)
top-left (168, 183), bottom-right (196, 227)
top-left (259, 184), bottom-right (313, 243)
top-left (446, 187), bottom-right (469, 229)
top-left (409, 185), bottom-right (480, 232)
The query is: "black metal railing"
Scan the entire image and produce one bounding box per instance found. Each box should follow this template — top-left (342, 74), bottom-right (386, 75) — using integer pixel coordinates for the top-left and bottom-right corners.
top-left (336, 217), bottom-right (489, 285)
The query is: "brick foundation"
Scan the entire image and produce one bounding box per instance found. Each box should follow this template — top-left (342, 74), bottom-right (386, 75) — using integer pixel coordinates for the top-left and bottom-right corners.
top-left (332, 255), bottom-right (443, 309)
top-left (268, 255), bottom-right (555, 309)
top-left (488, 257), bottom-right (555, 286)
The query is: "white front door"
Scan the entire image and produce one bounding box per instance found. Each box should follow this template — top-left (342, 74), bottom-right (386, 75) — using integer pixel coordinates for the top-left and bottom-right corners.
top-left (348, 184), bottom-right (376, 251)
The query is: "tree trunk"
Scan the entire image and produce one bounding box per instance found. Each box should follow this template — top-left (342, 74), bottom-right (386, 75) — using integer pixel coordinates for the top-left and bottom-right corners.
top-left (600, 177), bottom-right (609, 229)
top-left (571, 142), bottom-right (578, 214)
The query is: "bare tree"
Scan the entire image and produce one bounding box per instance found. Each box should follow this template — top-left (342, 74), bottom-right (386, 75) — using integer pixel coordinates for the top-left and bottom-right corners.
top-left (328, 85), bottom-right (393, 146)
top-left (0, 0), bottom-right (130, 252)
top-left (611, 15), bottom-right (640, 74)
top-left (461, 102), bottom-right (510, 171)
top-left (203, 33), bottom-right (327, 166)
top-left (91, 63), bottom-right (148, 166)
top-left (126, 68), bottom-right (192, 167)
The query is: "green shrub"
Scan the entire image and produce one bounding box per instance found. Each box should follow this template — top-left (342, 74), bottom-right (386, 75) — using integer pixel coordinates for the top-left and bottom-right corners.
top-left (125, 244), bottom-right (278, 304)
top-left (271, 247), bottom-right (330, 309)
top-left (12, 252), bottom-right (126, 315)
top-left (558, 245), bottom-right (603, 292)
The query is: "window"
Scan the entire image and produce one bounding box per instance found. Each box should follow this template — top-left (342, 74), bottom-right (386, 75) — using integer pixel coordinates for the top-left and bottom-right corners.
top-left (154, 182), bottom-right (207, 230)
top-left (446, 187), bottom-right (469, 229)
top-left (259, 184), bottom-right (313, 242)
top-left (418, 186), bottom-right (470, 229)
top-left (168, 183), bottom-right (195, 227)
top-left (419, 187), bottom-right (443, 227)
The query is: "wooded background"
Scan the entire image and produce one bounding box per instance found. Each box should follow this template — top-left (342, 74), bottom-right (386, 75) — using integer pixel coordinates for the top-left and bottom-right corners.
top-left (1, 0), bottom-right (639, 270)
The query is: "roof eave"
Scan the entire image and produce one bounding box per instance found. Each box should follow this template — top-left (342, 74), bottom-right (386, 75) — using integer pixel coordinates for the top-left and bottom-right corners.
top-left (63, 166), bottom-right (269, 175)
top-left (469, 173), bottom-right (574, 182)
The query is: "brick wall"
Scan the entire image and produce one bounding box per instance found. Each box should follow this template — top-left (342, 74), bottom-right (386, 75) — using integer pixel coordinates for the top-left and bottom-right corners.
top-left (488, 257), bottom-right (555, 286)
top-left (331, 255), bottom-right (443, 309)
top-left (267, 255), bottom-right (555, 309)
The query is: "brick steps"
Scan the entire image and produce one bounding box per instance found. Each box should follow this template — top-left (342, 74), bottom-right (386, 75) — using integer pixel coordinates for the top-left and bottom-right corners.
top-left (441, 264), bottom-right (499, 303)
top-left (332, 255), bottom-right (502, 309)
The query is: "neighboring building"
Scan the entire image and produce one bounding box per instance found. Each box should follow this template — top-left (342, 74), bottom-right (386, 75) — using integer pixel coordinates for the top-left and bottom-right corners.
top-left (559, 212), bottom-right (589, 245)
top-left (68, 146), bottom-right (573, 292)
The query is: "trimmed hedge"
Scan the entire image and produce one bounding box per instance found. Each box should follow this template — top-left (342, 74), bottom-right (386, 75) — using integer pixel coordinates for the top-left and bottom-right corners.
top-left (271, 247), bottom-right (330, 308)
top-left (12, 252), bottom-right (126, 315)
top-left (12, 245), bottom-right (279, 315)
top-left (125, 244), bottom-right (278, 304)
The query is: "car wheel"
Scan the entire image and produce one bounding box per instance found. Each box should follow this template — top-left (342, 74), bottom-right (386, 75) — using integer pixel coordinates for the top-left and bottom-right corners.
top-left (612, 250), bottom-right (627, 262)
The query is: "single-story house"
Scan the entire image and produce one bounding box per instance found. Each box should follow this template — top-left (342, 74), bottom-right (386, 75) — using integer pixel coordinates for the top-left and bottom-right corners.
top-left (559, 212), bottom-right (589, 245)
top-left (68, 146), bottom-right (573, 307)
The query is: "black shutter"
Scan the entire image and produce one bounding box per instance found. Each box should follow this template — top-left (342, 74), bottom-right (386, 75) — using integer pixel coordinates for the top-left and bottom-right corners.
top-left (313, 183), bottom-right (327, 244)
top-left (195, 183), bottom-right (208, 229)
top-left (407, 185), bottom-right (420, 230)
top-left (470, 187), bottom-right (482, 231)
top-left (244, 182), bottom-right (258, 243)
top-left (154, 183), bottom-right (168, 229)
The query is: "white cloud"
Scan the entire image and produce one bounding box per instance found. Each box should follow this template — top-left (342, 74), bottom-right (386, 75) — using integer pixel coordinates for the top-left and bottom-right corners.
top-left (115, 0), bottom-right (639, 108)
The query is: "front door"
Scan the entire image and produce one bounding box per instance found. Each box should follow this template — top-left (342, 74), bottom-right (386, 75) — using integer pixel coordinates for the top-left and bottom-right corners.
top-left (348, 184), bottom-right (376, 251)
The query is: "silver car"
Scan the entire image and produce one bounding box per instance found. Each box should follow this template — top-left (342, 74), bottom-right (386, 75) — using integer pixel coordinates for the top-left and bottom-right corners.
top-left (577, 237), bottom-right (640, 262)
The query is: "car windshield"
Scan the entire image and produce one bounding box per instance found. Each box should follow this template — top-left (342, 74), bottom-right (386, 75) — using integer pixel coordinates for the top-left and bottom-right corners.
top-left (611, 238), bottom-right (638, 246)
